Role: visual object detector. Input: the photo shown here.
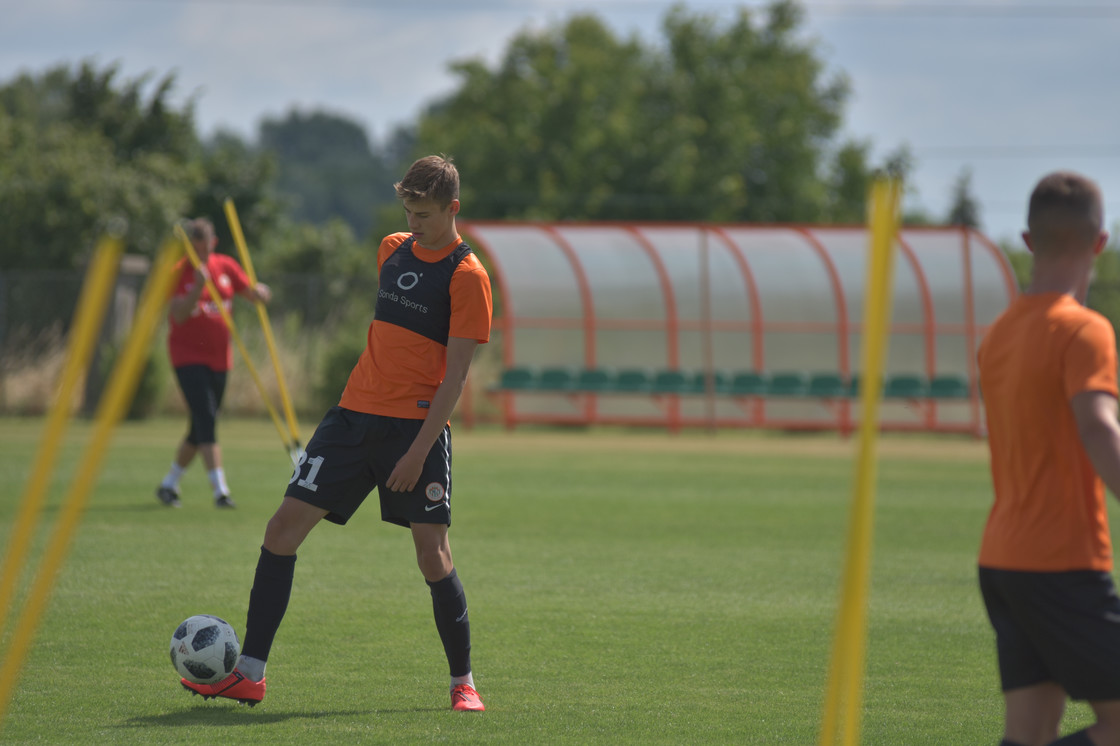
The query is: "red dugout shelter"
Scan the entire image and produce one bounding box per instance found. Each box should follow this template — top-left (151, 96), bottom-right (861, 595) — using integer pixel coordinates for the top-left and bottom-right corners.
top-left (460, 221), bottom-right (1018, 435)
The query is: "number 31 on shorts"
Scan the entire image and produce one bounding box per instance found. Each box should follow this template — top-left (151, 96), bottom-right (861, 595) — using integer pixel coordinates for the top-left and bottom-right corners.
top-left (290, 451), bottom-right (324, 493)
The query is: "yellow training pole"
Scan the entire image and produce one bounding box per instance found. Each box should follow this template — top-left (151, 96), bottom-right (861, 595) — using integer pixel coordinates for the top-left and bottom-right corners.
top-left (173, 224), bottom-right (294, 459)
top-left (819, 177), bottom-right (902, 746)
top-left (223, 198), bottom-right (301, 456)
top-left (0, 239), bottom-right (181, 732)
top-left (0, 235), bottom-right (122, 644)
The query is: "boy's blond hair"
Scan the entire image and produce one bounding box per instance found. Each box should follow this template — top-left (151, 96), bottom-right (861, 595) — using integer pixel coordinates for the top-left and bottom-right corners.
top-left (394, 155), bottom-right (459, 207)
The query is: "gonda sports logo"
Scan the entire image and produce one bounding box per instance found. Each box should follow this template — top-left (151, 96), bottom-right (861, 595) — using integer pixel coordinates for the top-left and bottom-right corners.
top-left (425, 483), bottom-right (445, 502)
top-left (397, 271), bottom-right (421, 290)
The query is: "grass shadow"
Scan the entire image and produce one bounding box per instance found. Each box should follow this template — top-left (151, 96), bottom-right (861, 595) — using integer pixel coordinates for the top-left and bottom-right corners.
top-left (118, 707), bottom-right (442, 729)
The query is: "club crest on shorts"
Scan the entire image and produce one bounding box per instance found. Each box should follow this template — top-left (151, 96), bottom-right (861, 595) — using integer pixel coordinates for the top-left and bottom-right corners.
top-left (425, 483), bottom-right (445, 502)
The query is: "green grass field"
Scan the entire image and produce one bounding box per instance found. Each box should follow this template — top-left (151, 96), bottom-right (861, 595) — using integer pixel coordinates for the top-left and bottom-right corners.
top-left (0, 417), bottom-right (1103, 744)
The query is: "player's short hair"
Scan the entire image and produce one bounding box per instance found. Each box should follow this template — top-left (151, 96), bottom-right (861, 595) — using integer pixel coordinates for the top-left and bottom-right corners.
top-left (395, 155), bottom-right (459, 207)
top-left (1027, 171), bottom-right (1104, 252)
top-left (187, 217), bottom-right (216, 242)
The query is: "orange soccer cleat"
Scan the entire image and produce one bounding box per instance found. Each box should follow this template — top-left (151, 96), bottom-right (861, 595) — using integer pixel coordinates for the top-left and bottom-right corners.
top-left (451, 683), bottom-right (485, 712)
top-left (181, 669), bottom-right (265, 706)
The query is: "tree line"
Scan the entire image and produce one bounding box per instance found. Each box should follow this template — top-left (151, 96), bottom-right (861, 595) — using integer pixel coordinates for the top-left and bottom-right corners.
top-left (1, 1), bottom-right (983, 281)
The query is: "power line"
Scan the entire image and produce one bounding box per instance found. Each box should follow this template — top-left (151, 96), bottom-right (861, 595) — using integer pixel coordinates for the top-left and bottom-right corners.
top-left (911, 145), bottom-right (1120, 160)
top-left (800, 3), bottom-right (1120, 18)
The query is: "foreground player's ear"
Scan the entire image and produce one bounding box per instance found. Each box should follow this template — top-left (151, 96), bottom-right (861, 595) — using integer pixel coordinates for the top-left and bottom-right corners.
top-left (1093, 232), bottom-right (1109, 256)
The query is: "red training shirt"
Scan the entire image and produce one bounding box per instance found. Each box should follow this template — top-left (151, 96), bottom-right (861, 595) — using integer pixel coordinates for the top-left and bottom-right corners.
top-left (167, 253), bottom-right (251, 372)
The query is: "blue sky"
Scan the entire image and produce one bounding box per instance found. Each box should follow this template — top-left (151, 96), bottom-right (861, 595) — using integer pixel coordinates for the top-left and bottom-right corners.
top-left (2, 0), bottom-right (1118, 245)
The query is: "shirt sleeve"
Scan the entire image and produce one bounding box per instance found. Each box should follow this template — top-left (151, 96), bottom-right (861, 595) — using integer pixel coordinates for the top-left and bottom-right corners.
top-left (222, 256), bottom-right (251, 293)
top-left (377, 233), bottom-right (409, 272)
top-left (1064, 313), bottom-right (1119, 399)
top-left (449, 259), bottom-right (492, 343)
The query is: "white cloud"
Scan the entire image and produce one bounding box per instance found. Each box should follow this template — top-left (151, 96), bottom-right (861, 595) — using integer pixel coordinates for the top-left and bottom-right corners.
top-left (3, 0), bottom-right (1120, 242)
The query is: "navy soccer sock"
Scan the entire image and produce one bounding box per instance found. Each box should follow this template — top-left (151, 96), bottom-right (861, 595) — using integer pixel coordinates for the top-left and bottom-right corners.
top-left (1048, 731), bottom-right (1094, 745)
top-left (241, 546), bottom-right (297, 663)
top-left (427, 568), bottom-right (472, 678)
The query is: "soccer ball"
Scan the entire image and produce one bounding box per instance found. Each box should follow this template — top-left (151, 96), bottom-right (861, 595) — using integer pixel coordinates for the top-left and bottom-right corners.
top-left (169, 614), bottom-right (240, 684)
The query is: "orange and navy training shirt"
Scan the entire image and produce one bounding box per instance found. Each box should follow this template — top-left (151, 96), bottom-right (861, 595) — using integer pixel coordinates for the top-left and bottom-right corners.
top-left (167, 253), bottom-right (250, 372)
top-left (339, 233), bottom-right (492, 420)
top-left (978, 292), bottom-right (1118, 572)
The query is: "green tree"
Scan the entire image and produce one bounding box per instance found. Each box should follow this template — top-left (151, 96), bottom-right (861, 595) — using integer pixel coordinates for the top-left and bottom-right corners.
top-left (825, 140), bottom-right (874, 224)
top-left (188, 130), bottom-right (284, 257)
top-left (412, 1), bottom-right (868, 223)
top-left (0, 118), bottom-right (194, 269)
top-left (0, 61), bottom-right (279, 269)
top-left (947, 166), bottom-right (981, 228)
top-left (0, 63), bottom-right (197, 268)
top-left (66, 62), bottom-right (196, 162)
top-left (0, 62), bottom-right (201, 268)
top-left (259, 110), bottom-right (392, 239)
top-left (873, 144), bottom-right (939, 226)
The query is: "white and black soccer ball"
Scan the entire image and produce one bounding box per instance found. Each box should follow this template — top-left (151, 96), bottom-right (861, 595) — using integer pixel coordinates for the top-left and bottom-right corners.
top-left (169, 615), bottom-right (240, 684)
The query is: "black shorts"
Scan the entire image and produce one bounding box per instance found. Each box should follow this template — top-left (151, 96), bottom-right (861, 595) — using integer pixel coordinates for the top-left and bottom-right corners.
top-left (174, 365), bottom-right (227, 444)
top-left (979, 566), bottom-right (1120, 700)
top-left (285, 406), bottom-right (453, 528)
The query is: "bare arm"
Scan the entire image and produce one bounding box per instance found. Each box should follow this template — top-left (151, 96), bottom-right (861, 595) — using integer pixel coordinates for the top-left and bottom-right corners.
top-left (1072, 390), bottom-right (1120, 499)
top-left (238, 282), bottom-right (271, 304)
top-left (169, 268), bottom-right (206, 324)
top-left (384, 336), bottom-right (480, 492)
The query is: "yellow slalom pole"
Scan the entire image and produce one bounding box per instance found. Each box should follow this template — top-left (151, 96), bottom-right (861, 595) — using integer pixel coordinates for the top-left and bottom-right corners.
top-left (0, 239), bottom-right (181, 732)
top-left (173, 224), bottom-right (294, 461)
top-left (819, 177), bottom-right (902, 746)
top-left (0, 236), bottom-right (123, 644)
top-left (223, 198), bottom-right (301, 456)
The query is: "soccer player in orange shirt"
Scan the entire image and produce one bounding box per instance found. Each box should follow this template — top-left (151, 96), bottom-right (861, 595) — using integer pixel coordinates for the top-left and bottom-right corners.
top-left (181, 156), bottom-right (492, 712)
top-left (978, 171), bottom-right (1120, 745)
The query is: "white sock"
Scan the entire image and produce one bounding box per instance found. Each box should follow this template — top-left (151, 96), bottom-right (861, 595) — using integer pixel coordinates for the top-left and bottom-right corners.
top-left (208, 467), bottom-right (230, 497)
top-left (450, 672), bottom-right (474, 690)
top-left (237, 655), bottom-right (266, 682)
top-left (161, 462), bottom-right (185, 490)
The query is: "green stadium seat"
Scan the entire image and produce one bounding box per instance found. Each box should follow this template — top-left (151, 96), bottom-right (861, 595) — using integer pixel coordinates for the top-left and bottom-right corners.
top-left (808, 373), bottom-right (847, 398)
top-left (850, 373), bottom-right (897, 398)
top-left (537, 367), bottom-right (575, 391)
top-left (767, 371), bottom-right (808, 397)
top-left (729, 371), bottom-right (767, 396)
top-left (495, 367), bottom-right (536, 391)
top-left (846, 373), bottom-right (862, 398)
top-left (573, 368), bottom-right (613, 392)
top-left (884, 374), bottom-right (928, 399)
top-left (614, 368), bottom-right (653, 393)
top-left (690, 370), bottom-right (729, 395)
top-left (652, 369), bottom-right (690, 394)
top-left (929, 374), bottom-right (971, 399)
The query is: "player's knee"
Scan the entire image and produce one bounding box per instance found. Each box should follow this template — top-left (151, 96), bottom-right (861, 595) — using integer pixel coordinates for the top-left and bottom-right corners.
top-left (415, 547), bottom-right (452, 582)
top-left (263, 512), bottom-right (304, 555)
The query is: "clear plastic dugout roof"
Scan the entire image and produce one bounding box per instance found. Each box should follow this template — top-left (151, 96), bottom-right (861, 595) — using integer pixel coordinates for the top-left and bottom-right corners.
top-left (461, 221), bottom-right (1018, 435)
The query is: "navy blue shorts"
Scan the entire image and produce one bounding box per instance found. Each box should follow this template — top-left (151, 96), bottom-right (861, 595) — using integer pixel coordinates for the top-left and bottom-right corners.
top-left (285, 406), bottom-right (452, 528)
top-left (979, 566), bottom-right (1120, 701)
top-left (174, 365), bottom-right (227, 445)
